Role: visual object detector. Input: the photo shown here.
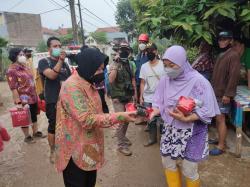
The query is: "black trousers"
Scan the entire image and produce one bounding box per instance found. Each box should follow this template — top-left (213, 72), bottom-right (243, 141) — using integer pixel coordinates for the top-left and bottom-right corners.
top-left (98, 89), bottom-right (109, 113)
top-left (45, 103), bottom-right (56, 134)
top-left (63, 158), bottom-right (97, 187)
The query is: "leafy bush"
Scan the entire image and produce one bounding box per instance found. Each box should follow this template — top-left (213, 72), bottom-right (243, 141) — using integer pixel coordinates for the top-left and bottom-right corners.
top-left (187, 47), bottom-right (199, 64)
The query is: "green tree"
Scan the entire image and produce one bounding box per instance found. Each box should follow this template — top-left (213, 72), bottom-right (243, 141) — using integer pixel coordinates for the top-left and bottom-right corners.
top-left (131, 0), bottom-right (250, 46)
top-left (0, 37), bottom-right (8, 47)
top-left (115, 0), bottom-right (137, 34)
top-left (59, 33), bottom-right (74, 46)
top-left (91, 32), bottom-right (108, 44)
top-left (36, 40), bottom-right (47, 52)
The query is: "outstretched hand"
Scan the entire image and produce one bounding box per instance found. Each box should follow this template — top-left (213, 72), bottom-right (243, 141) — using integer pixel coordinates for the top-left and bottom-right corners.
top-left (117, 111), bottom-right (137, 123)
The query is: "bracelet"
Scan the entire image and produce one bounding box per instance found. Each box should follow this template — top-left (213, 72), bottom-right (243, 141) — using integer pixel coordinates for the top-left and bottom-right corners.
top-left (117, 115), bottom-right (125, 121)
top-left (52, 69), bottom-right (59, 74)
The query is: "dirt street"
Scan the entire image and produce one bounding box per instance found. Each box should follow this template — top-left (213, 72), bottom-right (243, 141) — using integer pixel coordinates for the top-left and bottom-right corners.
top-left (0, 81), bottom-right (250, 187)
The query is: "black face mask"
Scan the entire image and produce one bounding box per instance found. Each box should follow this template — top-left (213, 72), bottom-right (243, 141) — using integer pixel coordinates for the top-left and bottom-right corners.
top-left (147, 52), bottom-right (156, 61)
top-left (26, 54), bottom-right (32, 58)
top-left (119, 50), bottom-right (129, 59)
top-left (90, 73), bottom-right (105, 85)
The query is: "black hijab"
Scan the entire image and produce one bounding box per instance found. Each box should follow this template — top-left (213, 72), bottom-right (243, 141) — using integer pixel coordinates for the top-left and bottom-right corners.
top-left (76, 48), bottom-right (108, 82)
top-left (9, 48), bottom-right (22, 63)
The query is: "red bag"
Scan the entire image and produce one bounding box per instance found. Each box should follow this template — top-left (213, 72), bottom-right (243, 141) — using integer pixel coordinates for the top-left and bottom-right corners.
top-left (37, 98), bottom-right (46, 112)
top-left (9, 107), bottom-right (31, 127)
top-left (0, 127), bottom-right (10, 141)
top-left (177, 96), bottom-right (196, 115)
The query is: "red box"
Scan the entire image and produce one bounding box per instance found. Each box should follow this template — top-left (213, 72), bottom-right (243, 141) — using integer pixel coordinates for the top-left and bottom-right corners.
top-left (177, 96), bottom-right (196, 115)
top-left (125, 103), bottom-right (137, 112)
top-left (9, 107), bottom-right (31, 127)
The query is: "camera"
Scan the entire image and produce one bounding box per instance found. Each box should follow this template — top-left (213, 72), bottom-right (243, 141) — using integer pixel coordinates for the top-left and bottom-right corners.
top-left (124, 83), bottom-right (134, 96)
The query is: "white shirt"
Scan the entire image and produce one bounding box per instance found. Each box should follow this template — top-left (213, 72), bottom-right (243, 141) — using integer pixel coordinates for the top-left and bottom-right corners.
top-left (139, 60), bottom-right (165, 103)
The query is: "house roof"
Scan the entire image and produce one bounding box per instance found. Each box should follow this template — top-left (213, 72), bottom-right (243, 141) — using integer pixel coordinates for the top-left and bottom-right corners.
top-left (42, 27), bottom-right (58, 36)
top-left (57, 28), bottom-right (71, 35)
top-left (96, 26), bottom-right (120, 33)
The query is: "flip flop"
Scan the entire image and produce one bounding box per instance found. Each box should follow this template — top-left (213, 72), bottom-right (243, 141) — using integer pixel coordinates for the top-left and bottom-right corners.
top-left (208, 138), bottom-right (218, 145)
top-left (33, 131), bottom-right (47, 138)
top-left (209, 147), bottom-right (225, 156)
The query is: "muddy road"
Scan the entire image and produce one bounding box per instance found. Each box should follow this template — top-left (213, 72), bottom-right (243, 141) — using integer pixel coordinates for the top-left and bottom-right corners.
top-left (0, 81), bottom-right (250, 187)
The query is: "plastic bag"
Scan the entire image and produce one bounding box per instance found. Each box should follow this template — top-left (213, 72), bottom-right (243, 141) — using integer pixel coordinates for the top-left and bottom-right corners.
top-left (9, 106), bottom-right (31, 127)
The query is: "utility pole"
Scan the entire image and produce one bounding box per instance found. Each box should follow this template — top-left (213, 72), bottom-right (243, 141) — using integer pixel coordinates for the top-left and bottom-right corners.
top-left (68, 0), bottom-right (79, 45)
top-left (77, 0), bottom-right (85, 45)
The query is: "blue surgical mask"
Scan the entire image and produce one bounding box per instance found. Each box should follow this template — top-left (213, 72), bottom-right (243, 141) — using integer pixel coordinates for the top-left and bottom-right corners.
top-left (51, 48), bottom-right (61, 57)
top-left (164, 67), bottom-right (183, 79)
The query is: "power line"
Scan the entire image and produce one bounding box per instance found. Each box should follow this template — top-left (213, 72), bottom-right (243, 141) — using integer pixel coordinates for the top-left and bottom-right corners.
top-left (8, 0), bottom-right (25, 11)
top-left (103, 0), bottom-right (115, 11)
top-left (110, 0), bottom-right (116, 6)
top-left (48, 0), bottom-right (97, 31)
top-left (41, 5), bottom-right (69, 15)
top-left (47, 0), bottom-right (69, 14)
top-left (74, 4), bottom-right (105, 26)
top-left (83, 7), bottom-right (113, 26)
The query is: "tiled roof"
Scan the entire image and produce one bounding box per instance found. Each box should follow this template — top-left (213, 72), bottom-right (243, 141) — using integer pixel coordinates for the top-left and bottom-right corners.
top-left (96, 26), bottom-right (120, 33)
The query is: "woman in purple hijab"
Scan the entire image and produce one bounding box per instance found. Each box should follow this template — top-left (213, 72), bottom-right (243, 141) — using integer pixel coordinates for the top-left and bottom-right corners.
top-left (151, 46), bottom-right (220, 187)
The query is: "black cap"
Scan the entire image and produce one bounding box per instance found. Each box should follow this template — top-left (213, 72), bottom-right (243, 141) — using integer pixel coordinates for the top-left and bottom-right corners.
top-left (24, 48), bottom-right (32, 53)
top-left (146, 43), bottom-right (157, 51)
top-left (218, 31), bottom-right (233, 39)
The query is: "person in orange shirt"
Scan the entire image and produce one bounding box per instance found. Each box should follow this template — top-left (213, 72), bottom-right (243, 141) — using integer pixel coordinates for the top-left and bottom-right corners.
top-left (55, 48), bottom-right (136, 187)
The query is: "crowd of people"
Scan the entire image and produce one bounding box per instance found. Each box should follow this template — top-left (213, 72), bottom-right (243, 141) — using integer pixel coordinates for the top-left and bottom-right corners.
top-left (4, 30), bottom-right (249, 187)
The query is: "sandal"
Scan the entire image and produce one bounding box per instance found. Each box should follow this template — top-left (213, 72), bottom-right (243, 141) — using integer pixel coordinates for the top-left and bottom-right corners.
top-left (24, 135), bottom-right (36, 144)
top-left (209, 147), bottom-right (225, 156)
top-left (33, 131), bottom-right (47, 138)
top-left (208, 138), bottom-right (218, 145)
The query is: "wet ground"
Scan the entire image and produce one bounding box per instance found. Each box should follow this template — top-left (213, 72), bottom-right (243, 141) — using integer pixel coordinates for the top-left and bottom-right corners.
top-left (0, 81), bottom-right (250, 187)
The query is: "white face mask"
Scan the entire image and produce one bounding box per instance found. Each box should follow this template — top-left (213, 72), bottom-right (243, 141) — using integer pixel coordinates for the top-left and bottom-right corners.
top-left (139, 43), bottom-right (146, 51)
top-left (18, 56), bottom-right (27, 64)
top-left (164, 67), bottom-right (183, 79)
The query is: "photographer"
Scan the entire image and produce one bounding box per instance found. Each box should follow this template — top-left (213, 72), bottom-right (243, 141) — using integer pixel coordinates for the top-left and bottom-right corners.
top-left (109, 41), bottom-right (137, 156)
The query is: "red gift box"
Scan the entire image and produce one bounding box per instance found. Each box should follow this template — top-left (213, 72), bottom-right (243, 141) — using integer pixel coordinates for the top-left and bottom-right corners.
top-left (177, 96), bottom-right (196, 115)
top-left (0, 127), bottom-right (10, 141)
top-left (125, 103), bottom-right (137, 112)
top-left (9, 107), bottom-right (31, 127)
top-left (125, 103), bottom-right (154, 119)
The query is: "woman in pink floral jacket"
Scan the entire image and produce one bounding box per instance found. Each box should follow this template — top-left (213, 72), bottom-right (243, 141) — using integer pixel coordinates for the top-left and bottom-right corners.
top-left (55, 48), bottom-right (136, 187)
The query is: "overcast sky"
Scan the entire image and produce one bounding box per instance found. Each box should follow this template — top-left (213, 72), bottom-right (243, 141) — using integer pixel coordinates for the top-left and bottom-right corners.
top-left (0, 0), bottom-right (118, 33)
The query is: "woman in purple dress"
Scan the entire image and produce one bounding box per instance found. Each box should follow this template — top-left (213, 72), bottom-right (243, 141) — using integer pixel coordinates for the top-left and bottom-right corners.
top-left (150, 46), bottom-right (220, 187)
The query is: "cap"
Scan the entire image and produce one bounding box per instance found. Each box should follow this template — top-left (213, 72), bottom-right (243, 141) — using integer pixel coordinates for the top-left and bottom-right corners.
top-left (146, 43), bottom-right (157, 51)
top-left (23, 48), bottom-right (33, 53)
top-left (138, 33), bottom-right (149, 42)
top-left (218, 31), bottom-right (233, 39)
